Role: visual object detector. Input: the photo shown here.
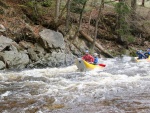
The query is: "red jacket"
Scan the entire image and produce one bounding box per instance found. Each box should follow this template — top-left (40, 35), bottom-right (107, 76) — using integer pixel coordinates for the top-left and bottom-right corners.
top-left (82, 54), bottom-right (94, 63)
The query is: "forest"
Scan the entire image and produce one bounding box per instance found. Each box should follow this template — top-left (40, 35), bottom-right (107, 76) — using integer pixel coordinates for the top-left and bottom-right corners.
top-left (0, 0), bottom-right (150, 69)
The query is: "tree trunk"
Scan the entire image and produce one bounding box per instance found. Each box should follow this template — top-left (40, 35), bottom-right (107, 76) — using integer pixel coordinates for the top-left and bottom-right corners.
top-left (116, 0), bottom-right (125, 43)
top-left (131, 0), bottom-right (137, 20)
top-left (125, 0), bottom-right (131, 6)
top-left (33, 0), bottom-right (38, 17)
top-left (59, 0), bottom-right (69, 19)
top-left (131, 0), bottom-right (137, 10)
top-left (91, 0), bottom-right (98, 6)
top-left (79, 31), bottom-right (113, 58)
top-left (88, 10), bottom-right (92, 35)
top-left (73, 0), bottom-right (87, 39)
top-left (91, 0), bottom-right (104, 54)
top-left (66, 0), bottom-right (71, 32)
top-left (141, 0), bottom-right (145, 6)
top-left (55, 0), bottom-right (60, 23)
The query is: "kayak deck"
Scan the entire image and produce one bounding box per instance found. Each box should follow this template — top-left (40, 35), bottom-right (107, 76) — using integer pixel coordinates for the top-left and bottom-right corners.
top-left (75, 58), bottom-right (105, 72)
top-left (135, 56), bottom-right (150, 62)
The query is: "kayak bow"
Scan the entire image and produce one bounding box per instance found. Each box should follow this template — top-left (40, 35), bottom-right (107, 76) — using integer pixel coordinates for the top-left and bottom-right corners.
top-left (75, 58), bottom-right (105, 72)
top-left (134, 56), bottom-right (150, 62)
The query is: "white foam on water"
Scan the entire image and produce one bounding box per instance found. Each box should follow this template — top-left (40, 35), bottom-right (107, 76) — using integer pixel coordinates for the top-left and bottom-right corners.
top-left (1, 91), bottom-right (11, 99)
top-left (0, 57), bottom-right (150, 113)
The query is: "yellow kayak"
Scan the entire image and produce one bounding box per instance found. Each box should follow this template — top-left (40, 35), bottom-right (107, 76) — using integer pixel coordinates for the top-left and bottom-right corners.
top-left (75, 58), bottom-right (105, 72)
top-left (135, 56), bottom-right (150, 62)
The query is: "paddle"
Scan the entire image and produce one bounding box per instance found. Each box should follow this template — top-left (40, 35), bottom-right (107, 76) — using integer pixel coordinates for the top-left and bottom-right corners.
top-left (99, 64), bottom-right (106, 67)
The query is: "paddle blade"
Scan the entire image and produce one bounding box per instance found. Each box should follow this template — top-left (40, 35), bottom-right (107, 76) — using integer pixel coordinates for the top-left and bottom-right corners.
top-left (99, 64), bottom-right (106, 67)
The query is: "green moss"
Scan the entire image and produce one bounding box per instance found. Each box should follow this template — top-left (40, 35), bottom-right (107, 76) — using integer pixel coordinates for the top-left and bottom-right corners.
top-left (127, 35), bottom-right (135, 43)
top-left (26, 1), bottom-right (35, 8)
top-left (120, 49), bottom-right (127, 55)
top-left (41, 0), bottom-right (52, 7)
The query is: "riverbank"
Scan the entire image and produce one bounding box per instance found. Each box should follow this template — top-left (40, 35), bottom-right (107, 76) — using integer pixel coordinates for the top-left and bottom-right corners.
top-left (0, 0), bottom-right (149, 70)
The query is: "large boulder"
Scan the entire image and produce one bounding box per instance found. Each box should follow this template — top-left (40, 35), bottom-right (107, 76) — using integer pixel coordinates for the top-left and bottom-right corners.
top-left (0, 30), bottom-right (74, 70)
top-left (39, 29), bottom-right (65, 50)
top-left (47, 52), bottom-right (74, 67)
top-left (0, 35), bottom-right (22, 52)
top-left (0, 51), bottom-right (29, 69)
top-left (19, 41), bottom-right (46, 61)
top-left (27, 52), bottom-right (74, 68)
top-left (0, 61), bottom-right (5, 69)
top-left (0, 35), bottom-right (14, 51)
top-left (0, 35), bottom-right (30, 69)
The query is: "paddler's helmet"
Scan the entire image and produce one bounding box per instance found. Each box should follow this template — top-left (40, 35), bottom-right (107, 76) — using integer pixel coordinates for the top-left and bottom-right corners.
top-left (85, 50), bottom-right (89, 54)
top-left (138, 50), bottom-right (142, 53)
top-left (94, 53), bottom-right (98, 56)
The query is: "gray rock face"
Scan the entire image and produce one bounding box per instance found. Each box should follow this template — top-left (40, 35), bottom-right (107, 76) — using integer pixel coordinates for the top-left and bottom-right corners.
top-left (47, 52), bottom-right (70, 67)
top-left (0, 36), bottom-right (30, 69)
top-left (28, 52), bottom-right (74, 68)
top-left (28, 48), bottom-right (39, 62)
top-left (0, 35), bottom-right (14, 51)
top-left (19, 41), bottom-right (34, 49)
top-left (19, 41), bottom-right (46, 62)
top-left (0, 51), bottom-right (29, 69)
top-left (0, 61), bottom-right (5, 69)
top-left (39, 29), bottom-right (65, 50)
top-left (0, 29), bottom-right (75, 70)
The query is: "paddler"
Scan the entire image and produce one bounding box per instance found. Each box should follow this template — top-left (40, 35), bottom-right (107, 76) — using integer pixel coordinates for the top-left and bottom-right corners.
top-left (93, 53), bottom-right (99, 65)
top-left (82, 50), bottom-right (94, 63)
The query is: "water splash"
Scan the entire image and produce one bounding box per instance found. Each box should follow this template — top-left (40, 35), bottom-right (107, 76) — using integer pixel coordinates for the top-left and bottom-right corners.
top-left (0, 57), bottom-right (150, 113)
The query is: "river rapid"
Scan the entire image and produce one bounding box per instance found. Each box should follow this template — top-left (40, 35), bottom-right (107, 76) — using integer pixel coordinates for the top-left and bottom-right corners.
top-left (0, 57), bottom-right (150, 113)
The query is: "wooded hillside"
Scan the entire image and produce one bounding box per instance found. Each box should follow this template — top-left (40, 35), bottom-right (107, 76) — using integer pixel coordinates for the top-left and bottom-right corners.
top-left (0, 0), bottom-right (150, 57)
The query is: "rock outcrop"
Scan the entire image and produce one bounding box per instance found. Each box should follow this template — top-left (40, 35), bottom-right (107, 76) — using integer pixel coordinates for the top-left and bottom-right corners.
top-left (0, 29), bottom-right (74, 70)
top-left (39, 29), bottom-right (65, 50)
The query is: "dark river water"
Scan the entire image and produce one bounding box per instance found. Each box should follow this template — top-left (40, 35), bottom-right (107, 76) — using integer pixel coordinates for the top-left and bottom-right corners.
top-left (0, 57), bottom-right (150, 113)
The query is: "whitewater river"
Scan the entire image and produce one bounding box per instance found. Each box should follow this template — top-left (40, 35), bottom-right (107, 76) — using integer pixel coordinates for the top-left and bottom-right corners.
top-left (0, 57), bottom-right (150, 113)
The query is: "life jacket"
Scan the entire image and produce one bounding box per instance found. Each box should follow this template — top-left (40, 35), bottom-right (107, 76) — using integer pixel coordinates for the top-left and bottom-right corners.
top-left (136, 51), bottom-right (146, 59)
top-left (93, 57), bottom-right (99, 65)
top-left (82, 54), bottom-right (94, 63)
top-left (144, 52), bottom-right (150, 58)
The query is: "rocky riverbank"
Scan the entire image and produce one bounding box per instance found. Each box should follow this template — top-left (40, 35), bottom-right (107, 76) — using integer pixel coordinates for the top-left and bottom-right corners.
top-left (0, 0), bottom-right (149, 70)
top-left (0, 29), bottom-right (74, 70)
